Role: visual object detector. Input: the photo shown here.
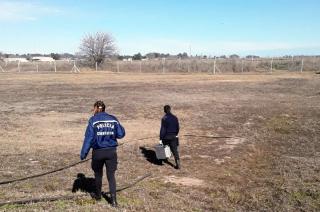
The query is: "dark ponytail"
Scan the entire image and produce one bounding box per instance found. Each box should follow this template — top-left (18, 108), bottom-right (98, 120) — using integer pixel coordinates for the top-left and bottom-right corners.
top-left (94, 100), bottom-right (106, 112)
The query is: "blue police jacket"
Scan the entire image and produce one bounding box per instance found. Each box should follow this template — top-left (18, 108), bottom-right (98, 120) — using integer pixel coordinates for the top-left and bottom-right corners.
top-left (80, 112), bottom-right (125, 160)
top-left (160, 112), bottom-right (179, 140)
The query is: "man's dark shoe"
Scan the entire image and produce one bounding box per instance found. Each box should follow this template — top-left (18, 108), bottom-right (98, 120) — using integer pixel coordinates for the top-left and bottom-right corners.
top-left (90, 192), bottom-right (102, 201)
top-left (175, 159), bottom-right (181, 169)
top-left (111, 193), bottom-right (118, 207)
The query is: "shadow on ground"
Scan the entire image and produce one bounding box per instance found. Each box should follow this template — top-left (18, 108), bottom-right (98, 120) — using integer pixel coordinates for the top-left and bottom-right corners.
top-left (139, 146), bottom-right (176, 168)
top-left (139, 146), bottom-right (163, 165)
top-left (72, 173), bottom-right (96, 193)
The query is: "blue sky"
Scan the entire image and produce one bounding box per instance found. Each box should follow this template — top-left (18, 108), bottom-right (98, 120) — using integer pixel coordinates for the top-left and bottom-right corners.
top-left (1, 0), bottom-right (320, 56)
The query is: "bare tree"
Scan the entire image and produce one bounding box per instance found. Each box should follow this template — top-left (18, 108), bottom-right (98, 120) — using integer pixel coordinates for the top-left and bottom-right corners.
top-left (79, 32), bottom-right (116, 65)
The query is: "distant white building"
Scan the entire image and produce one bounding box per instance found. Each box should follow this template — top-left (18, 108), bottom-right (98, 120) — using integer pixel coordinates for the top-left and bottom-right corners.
top-left (4, 58), bottom-right (29, 63)
top-left (122, 58), bottom-right (133, 62)
top-left (31, 56), bottom-right (55, 62)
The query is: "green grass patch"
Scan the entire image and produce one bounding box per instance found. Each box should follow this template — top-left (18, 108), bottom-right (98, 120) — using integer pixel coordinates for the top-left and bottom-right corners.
top-left (143, 179), bottom-right (167, 190)
top-left (0, 204), bottom-right (23, 210)
top-left (55, 200), bottom-right (68, 210)
top-left (44, 181), bottom-right (60, 192)
top-left (75, 198), bottom-right (96, 206)
top-left (266, 115), bottom-right (296, 134)
top-left (290, 189), bottom-right (320, 207)
top-left (118, 194), bottom-right (143, 207)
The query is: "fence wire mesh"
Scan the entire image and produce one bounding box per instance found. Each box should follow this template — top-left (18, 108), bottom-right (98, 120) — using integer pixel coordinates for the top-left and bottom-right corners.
top-left (0, 57), bottom-right (319, 74)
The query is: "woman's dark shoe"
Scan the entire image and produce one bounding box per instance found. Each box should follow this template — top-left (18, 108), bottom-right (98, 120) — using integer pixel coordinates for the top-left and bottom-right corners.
top-left (111, 193), bottom-right (118, 207)
top-left (90, 192), bottom-right (102, 201)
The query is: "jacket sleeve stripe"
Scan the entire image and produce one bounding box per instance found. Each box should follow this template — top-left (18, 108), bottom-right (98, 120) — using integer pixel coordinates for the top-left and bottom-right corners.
top-left (92, 120), bottom-right (119, 126)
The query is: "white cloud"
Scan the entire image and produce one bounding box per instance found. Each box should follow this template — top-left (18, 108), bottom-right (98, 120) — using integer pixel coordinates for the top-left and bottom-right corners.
top-left (0, 0), bottom-right (62, 21)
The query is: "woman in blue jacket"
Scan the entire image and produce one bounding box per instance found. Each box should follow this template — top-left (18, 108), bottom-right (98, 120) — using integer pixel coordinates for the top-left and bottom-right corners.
top-left (80, 100), bottom-right (125, 207)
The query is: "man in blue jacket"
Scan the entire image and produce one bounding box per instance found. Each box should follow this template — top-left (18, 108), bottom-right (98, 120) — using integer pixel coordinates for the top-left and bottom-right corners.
top-left (80, 100), bottom-right (125, 207)
top-left (160, 105), bottom-right (180, 169)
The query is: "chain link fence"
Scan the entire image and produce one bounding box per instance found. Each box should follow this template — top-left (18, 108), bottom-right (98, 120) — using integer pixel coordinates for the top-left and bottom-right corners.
top-left (1, 57), bottom-right (319, 74)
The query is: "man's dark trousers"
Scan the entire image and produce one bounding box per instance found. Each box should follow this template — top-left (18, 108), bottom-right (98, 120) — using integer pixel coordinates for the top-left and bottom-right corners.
top-left (163, 136), bottom-right (179, 161)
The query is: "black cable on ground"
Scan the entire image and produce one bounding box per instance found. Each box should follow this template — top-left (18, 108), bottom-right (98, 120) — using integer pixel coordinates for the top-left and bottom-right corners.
top-left (0, 142), bottom-right (127, 186)
top-left (182, 134), bottom-right (234, 139)
top-left (0, 173), bottom-right (152, 207)
top-left (0, 194), bottom-right (85, 207)
top-left (0, 134), bottom-right (234, 186)
top-left (1, 153), bottom-right (24, 157)
top-left (126, 134), bottom-right (235, 140)
top-left (128, 136), bottom-right (158, 141)
top-left (0, 133), bottom-right (236, 206)
top-left (0, 158), bottom-right (92, 185)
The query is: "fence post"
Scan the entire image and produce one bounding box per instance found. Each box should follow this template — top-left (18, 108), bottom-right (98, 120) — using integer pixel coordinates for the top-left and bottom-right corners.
top-left (54, 61), bottom-right (57, 73)
top-left (241, 59), bottom-right (244, 73)
top-left (18, 61), bottom-right (21, 72)
top-left (213, 58), bottom-right (216, 75)
top-left (270, 57), bottom-right (273, 73)
top-left (300, 59), bottom-right (304, 73)
top-left (95, 62), bottom-right (98, 71)
top-left (36, 62), bottom-right (39, 72)
top-left (140, 60), bottom-right (142, 73)
top-left (312, 56), bottom-right (316, 70)
top-left (71, 60), bottom-right (80, 73)
top-left (117, 61), bottom-right (120, 73)
top-left (162, 58), bottom-right (165, 73)
top-left (0, 64), bottom-right (4, 72)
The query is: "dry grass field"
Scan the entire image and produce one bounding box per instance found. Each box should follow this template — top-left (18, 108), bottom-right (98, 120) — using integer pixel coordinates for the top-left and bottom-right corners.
top-left (0, 71), bottom-right (319, 211)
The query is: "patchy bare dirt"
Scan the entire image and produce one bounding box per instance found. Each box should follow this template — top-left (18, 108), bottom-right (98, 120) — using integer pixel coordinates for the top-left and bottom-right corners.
top-left (0, 71), bottom-right (319, 211)
top-left (164, 176), bottom-right (204, 187)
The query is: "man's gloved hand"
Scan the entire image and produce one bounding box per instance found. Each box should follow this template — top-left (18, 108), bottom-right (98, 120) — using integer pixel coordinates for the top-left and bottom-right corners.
top-left (159, 140), bottom-right (163, 145)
